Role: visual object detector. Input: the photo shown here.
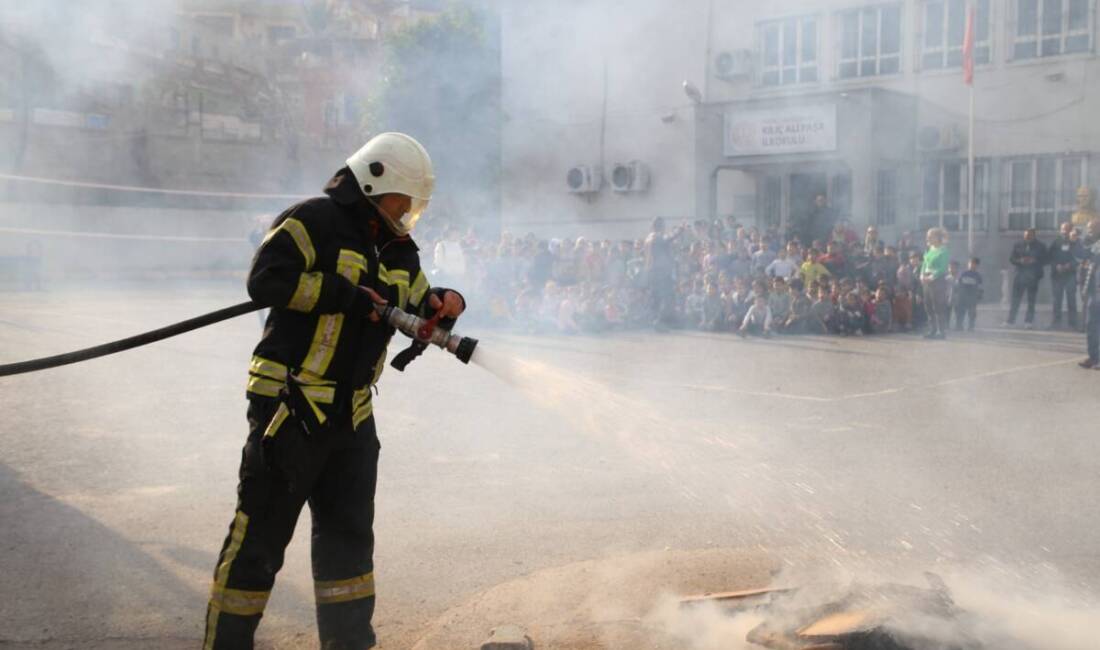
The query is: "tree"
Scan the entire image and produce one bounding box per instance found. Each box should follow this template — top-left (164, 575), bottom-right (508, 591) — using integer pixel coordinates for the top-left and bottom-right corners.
top-left (370, 4), bottom-right (501, 228)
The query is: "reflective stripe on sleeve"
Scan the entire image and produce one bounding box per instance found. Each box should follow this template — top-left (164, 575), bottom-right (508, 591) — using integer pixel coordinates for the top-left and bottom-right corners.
top-left (246, 375), bottom-right (282, 398)
top-left (264, 218), bottom-right (316, 269)
top-left (249, 356), bottom-right (288, 381)
top-left (288, 272), bottom-right (323, 312)
top-left (314, 572), bottom-right (375, 605)
top-left (409, 270), bottom-right (429, 308)
top-left (300, 248), bottom-right (363, 378)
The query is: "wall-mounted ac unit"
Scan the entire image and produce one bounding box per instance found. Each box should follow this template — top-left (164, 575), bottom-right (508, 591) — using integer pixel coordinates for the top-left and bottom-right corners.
top-left (917, 125), bottom-right (963, 152)
top-left (715, 50), bottom-right (753, 80)
top-left (566, 165), bottom-right (603, 194)
top-left (610, 160), bottom-right (651, 193)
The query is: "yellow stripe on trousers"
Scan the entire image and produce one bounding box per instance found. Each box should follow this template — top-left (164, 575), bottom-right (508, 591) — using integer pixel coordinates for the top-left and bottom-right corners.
top-left (204, 510), bottom-right (251, 650)
top-left (314, 572), bottom-right (375, 605)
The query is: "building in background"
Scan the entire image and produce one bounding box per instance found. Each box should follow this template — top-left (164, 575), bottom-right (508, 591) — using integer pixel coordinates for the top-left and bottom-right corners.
top-left (500, 0), bottom-right (1100, 293)
top-left (0, 0), bottom-right (440, 209)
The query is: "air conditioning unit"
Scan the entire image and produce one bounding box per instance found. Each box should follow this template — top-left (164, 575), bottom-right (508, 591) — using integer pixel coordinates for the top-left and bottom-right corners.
top-left (917, 125), bottom-right (963, 152)
top-left (610, 160), bottom-right (651, 193)
top-left (566, 165), bottom-right (603, 194)
top-left (714, 50), bottom-right (753, 80)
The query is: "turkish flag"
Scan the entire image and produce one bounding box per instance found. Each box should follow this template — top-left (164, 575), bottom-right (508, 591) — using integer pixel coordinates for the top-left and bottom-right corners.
top-left (962, 5), bottom-right (975, 85)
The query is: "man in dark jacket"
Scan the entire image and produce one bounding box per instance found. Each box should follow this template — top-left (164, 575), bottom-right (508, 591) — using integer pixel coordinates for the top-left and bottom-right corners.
top-left (1047, 221), bottom-right (1084, 329)
top-left (1005, 228), bottom-right (1047, 329)
top-left (203, 133), bottom-right (465, 650)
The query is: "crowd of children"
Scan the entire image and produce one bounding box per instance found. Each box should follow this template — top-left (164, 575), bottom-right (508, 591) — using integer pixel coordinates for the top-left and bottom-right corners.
top-left (419, 218), bottom-right (985, 338)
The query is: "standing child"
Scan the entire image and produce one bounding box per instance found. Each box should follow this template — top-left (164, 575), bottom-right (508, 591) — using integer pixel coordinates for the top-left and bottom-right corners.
top-left (954, 257), bottom-right (984, 331)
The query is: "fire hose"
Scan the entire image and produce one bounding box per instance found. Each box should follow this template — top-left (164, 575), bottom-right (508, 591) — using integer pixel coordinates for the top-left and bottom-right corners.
top-left (0, 302), bottom-right (478, 378)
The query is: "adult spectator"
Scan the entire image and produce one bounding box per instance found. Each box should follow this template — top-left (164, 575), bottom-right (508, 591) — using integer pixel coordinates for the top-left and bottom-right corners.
top-left (644, 217), bottom-right (682, 331)
top-left (808, 194), bottom-right (838, 244)
top-left (1071, 186), bottom-right (1099, 227)
top-left (1047, 222), bottom-right (1083, 329)
top-left (1005, 228), bottom-right (1047, 329)
top-left (765, 248), bottom-right (800, 281)
top-left (920, 227), bottom-right (951, 339)
top-left (1078, 219), bottom-right (1100, 368)
top-left (527, 240), bottom-right (554, 291)
top-left (864, 226), bottom-right (885, 254)
top-left (433, 225), bottom-right (468, 287)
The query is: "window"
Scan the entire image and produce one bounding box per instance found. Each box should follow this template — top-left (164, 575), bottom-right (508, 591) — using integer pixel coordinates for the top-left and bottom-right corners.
top-left (876, 169), bottom-right (898, 225)
top-left (922, 0), bottom-right (991, 69)
top-left (919, 160), bottom-right (988, 231)
top-left (838, 5), bottom-right (903, 78)
top-left (1013, 0), bottom-right (1092, 59)
top-left (759, 17), bottom-right (819, 85)
top-left (1005, 156), bottom-right (1086, 229)
top-left (763, 177), bottom-right (782, 227)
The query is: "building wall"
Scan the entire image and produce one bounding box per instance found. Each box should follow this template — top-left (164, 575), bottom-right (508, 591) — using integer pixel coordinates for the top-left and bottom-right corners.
top-left (498, 0), bottom-right (710, 239)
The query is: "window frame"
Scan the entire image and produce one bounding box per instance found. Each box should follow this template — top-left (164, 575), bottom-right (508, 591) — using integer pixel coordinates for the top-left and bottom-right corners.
top-left (756, 15), bottom-right (821, 86)
top-left (918, 158), bottom-right (991, 232)
top-left (835, 3), bottom-right (905, 80)
top-left (1003, 155), bottom-right (1088, 230)
top-left (918, 0), bottom-right (994, 70)
top-left (876, 168), bottom-right (899, 226)
top-left (1008, 0), bottom-right (1094, 61)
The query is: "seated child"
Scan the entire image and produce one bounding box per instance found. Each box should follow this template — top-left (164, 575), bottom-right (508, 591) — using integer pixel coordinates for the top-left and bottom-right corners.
top-left (739, 294), bottom-right (773, 338)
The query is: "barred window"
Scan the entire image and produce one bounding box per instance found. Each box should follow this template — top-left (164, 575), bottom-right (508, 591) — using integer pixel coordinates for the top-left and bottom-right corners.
top-left (1005, 156), bottom-right (1086, 230)
top-left (921, 0), bottom-right (992, 69)
top-left (919, 160), bottom-right (988, 231)
top-left (876, 169), bottom-right (898, 226)
top-left (759, 17), bottom-right (819, 86)
top-left (838, 5), bottom-right (903, 78)
top-left (1012, 0), bottom-right (1092, 59)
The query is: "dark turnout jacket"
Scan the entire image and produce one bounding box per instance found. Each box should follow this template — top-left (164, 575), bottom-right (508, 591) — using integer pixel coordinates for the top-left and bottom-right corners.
top-left (246, 167), bottom-right (452, 431)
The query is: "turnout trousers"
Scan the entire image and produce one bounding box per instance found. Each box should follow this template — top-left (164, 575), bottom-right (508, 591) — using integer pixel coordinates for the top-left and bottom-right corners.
top-left (203, 396), bottom-right (380, 650)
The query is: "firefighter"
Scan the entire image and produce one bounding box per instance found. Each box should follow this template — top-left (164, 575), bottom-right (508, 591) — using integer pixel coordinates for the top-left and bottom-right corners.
top-left (203, 132), bottom-right (465, 650)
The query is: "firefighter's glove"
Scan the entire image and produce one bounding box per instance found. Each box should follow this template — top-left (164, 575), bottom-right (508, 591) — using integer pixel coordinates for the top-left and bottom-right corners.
top-left (428, 290), bottom-right (465, 320)
top-left (346, 286), bottom-right (388, 322)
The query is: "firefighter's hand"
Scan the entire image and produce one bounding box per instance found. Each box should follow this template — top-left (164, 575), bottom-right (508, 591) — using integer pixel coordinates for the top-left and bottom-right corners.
top-left (429, 290), bottom-right (465, 319)
top-left (360, 287), bottom-right (387, 322)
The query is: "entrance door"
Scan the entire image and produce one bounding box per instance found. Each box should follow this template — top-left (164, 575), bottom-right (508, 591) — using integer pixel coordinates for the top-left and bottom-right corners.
top-left (789, 172), bottom-right (828, 243)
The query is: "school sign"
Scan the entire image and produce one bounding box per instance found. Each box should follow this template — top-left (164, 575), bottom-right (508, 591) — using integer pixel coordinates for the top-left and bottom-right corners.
top-left (724, 104), bottom-right (837, 157)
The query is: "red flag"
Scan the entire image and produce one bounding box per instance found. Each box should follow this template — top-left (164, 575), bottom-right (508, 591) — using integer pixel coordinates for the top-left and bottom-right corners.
top-left (962, 5), bottom-right (975, 85)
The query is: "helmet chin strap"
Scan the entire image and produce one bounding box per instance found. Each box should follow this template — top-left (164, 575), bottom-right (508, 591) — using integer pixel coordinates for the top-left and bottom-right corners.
top-left (364, 195), bottom-right (408, 237)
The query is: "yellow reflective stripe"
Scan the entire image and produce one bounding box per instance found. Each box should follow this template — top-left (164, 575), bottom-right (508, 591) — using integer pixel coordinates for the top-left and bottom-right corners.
top-left (315, 572), bottom-right (375, 605)
top-left (269, 218), bottom-right (316, 269)
top-left (249, 356), bottom-right (287, 381)
top-left (409, 270), bottom-right (429, 308)
top-left (352, 386), bottom-right (374, 429)
top-left (209, 586), bottom-right (270, 617)
top-left (299, 384), bottom-right (335, 404)
top-left (247, 375), bottom-right (282, 398)
top-left (288, 272), bottom-right (322, 312)
top-left (205, 510), bottom-right (251, 649)
top-left (382, 265), bottom-right (411, 310)
top-left (264, 404), bottom-right (289, 439)
top-left (300, 249), bottom-right (362, 378)
top-left (301, 314), bottom-right (344, 377)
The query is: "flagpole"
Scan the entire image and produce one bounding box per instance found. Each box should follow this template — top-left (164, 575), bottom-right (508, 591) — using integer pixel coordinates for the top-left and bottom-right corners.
top-left (968, 81), bottom-right (975, 256)
top-left (965, 2), bottom-right (976, 256)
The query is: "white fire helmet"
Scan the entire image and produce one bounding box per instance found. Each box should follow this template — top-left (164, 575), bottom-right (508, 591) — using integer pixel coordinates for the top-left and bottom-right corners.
top-left (346, 132), bottom-right (434, 235)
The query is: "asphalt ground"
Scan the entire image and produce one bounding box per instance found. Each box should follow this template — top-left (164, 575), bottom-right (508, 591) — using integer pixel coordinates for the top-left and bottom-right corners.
top-left (0, 283), bottom-right (1097, 649)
